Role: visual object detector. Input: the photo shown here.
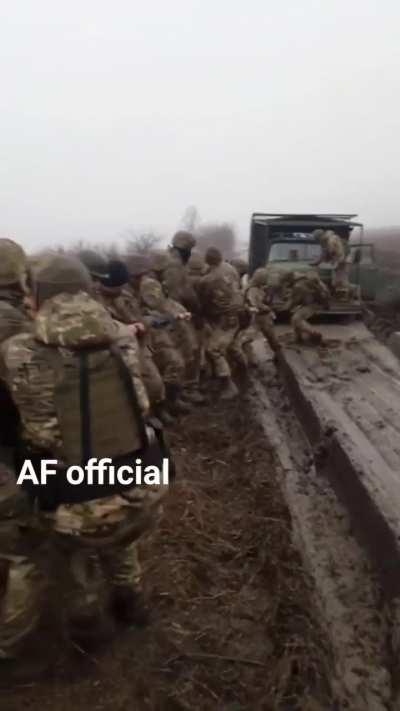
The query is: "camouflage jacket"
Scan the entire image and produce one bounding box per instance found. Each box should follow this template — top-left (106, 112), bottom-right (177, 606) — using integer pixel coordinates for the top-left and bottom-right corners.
top-left (197, 264), bottom-right (243, 319)
top-left (162, 250), bottom-right (200, 313)
top-left (287, 276), bottom-right (330, 310)
top-left (245, 285), bottom-right (272, 314)
top-left (98, 286), bottom-right (142, 325)
top-left (2, 292), bottom-right (149, 455)
top-left (320, 232), bottom-right (346, 266)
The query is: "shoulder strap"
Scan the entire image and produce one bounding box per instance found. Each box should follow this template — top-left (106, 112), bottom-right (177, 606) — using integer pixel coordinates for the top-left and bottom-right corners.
top-left (109, 344), bottom-right (149, 448)
top-left (79, 351), bottom-right (92, 465)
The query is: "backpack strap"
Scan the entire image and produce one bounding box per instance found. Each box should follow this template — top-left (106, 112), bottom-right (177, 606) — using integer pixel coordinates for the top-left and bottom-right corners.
top-left (109, 344), bottom-right (149, 448)
top-left (79, 351), bottom-right (92, 465)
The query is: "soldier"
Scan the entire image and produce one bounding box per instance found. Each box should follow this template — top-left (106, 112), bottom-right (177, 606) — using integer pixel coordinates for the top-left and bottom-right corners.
top-left (1, 255), bottom-right (169, 658)
top-left (312, 229), bottom-right (350, 295)
top-left (0, 239), bottom-right (30, 344)
top-left (280, 271), bottom-right (330, 345)
top-left (162, 231), bottom-right (200, 313)
top-left (197, 247), bottom-right (241, 399)
top-left (230, 258), bottom-right (249, 290)
top-left (151, 250), bottom-right (204, 404)
top-left (187, 251), bottom-right (207, 285)
top-left (187, 252), bottom-right (207, 374)
top-left (79, 252), bottom-right (168, 421)
top-left (245, 267), bottom-right (282, 357)
top-left (139, 263), bottom-right (190, 414)
top-left (0, 239), bottom-right (38, 670)
top-left (217, 259), bottom-right (250, 371)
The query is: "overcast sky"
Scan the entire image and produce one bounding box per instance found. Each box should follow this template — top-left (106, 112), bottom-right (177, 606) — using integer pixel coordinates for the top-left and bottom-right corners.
top-left (1, 0), bottom-right (399, 251)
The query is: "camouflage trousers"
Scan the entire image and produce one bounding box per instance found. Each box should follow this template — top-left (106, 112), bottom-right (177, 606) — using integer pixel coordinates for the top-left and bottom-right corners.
top-left (139, 344), bottom-right (165, 406)
top-left (150, 329), bottom-right (185, 387)
top-left (291, 304), bottom-right (319, 341)
top-left (173, 321), bottom-right (201, 387)
top-left (0, 482), bottom-right (168, 658)
top-left (255, 313), bottom-right (281, 353)
top-left (204, 315), bottom-right (238, 378)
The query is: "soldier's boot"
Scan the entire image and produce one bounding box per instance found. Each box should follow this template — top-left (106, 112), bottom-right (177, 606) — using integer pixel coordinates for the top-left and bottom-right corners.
top-left (68, 600), bottom-right (113, 651)
top-left (110, 585), bottom-right (150, 627)
top-left (218, 377), bottom-right (239, 401)
top-left (165, 384), bottom-right (192, 415)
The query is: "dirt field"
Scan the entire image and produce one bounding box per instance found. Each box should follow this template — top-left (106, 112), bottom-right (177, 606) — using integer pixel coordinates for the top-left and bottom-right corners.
top-left (1, 399), bottom-right (333, 711)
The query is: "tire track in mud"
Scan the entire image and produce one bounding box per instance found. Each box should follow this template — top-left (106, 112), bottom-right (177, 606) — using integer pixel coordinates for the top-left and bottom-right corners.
top-left (250, 339), bottom-right (393, 710)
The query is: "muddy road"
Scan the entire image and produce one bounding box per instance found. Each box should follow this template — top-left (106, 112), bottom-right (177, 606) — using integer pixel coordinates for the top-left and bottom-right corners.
top-left (2, 400), bottom-right (333, 711)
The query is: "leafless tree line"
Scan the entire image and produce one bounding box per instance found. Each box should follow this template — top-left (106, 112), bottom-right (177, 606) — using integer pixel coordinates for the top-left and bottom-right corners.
top-left (48, 206), bottom-right (246, 260)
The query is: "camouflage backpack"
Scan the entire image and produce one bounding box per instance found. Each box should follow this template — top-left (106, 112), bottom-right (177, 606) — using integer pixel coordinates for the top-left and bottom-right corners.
top-left (44, 345), bottom-right (146, 467)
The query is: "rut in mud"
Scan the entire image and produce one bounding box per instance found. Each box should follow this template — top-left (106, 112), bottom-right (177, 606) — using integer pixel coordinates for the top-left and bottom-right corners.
top-left (2, 399), bottom-right (333, 711)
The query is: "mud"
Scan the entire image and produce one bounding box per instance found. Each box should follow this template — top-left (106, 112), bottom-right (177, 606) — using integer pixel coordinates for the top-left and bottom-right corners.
top-left (250, 340), bottom-right (392, 709)
top-left (273, 323), bottom-right (400, 602)
top-left (1, 401), bottom-right (333, 711)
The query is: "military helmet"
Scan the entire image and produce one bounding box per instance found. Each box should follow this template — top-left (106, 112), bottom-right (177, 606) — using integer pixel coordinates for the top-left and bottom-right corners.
top-left (231, 258), bottom-right (248, 276)
top-left (312, 229), bottom-right (325, 241)
top-left (150, 250), bottom-right (170, 272)
top-left (0, 239), bottom-right (27, 287)
top-left (205, 246), bottom-right (222, 266)
top-left (172, 230), bottom-right (196, 250)
top-left (78, 249), bottom-right (109, 280)
top-left (34, 255), bottom-right (92, 307)
top-left (126, 253), bottom-right (151, 277)
top-left (251, 267), bottom-right (269, 286)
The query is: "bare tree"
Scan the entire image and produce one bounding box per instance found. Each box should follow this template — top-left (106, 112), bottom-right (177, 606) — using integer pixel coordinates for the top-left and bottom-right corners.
top-left (195, 222), bottom-right (237, 259)
top-left (181, 205), bottom-right (200, 232)
top-left (124, 229), bottom-right (162, 255)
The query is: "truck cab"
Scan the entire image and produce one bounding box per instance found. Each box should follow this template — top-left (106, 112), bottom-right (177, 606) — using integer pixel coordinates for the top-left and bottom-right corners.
top-left (248, 213), bottom-right (364, 315)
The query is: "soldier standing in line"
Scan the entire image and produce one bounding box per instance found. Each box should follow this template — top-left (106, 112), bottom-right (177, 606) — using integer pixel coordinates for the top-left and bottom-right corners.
top-left (1, 255), bottom-right (170, 662)
top-left (78, 251), bottom-right (169, 421)
top-left (197, 247), bottom-right (242, 400)
top-left (151, 249), bottom-right (205, 404)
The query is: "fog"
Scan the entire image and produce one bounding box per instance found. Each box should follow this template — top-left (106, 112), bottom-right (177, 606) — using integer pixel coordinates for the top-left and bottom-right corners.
top-left (1, 0), bottom-right (399, 252)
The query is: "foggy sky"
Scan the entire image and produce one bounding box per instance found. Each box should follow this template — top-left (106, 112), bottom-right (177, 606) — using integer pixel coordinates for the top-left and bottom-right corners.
top-left (1, 0), bottom-right (399, 251)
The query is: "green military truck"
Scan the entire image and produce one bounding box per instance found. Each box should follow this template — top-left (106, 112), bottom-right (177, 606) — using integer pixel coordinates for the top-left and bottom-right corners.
top-left (248, 213), bottom-right (368, 315)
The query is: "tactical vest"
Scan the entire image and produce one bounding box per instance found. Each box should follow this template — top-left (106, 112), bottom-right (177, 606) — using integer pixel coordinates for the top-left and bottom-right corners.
top-left (17, 344), bottom-right (174, 509)
top-left (45, 346), bottom-right (144, 465)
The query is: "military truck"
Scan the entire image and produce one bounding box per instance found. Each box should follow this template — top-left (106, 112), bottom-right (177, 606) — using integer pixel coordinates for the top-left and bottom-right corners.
top-left (248, 213), bottom-right (364, 315)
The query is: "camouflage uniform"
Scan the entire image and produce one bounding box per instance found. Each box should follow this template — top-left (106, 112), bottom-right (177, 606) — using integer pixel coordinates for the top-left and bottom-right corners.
top-left (281, 271), bottom-right (330, 344)
top-left (0, 240), bottom-right (37, 662)
top-left (153, 241), bottom-right (203, 397)
top-left (139, 274), bottom-right (190, 411)
top-left (245, 268), bottom-right (281, 356)
top-left (99, 282), bottom-right (165, 409)
top-left (0, 240), bottom-right (31, 356)
top-left (197, 248), bottom-right (241, 398)
top-left (230, 258), bottom-right (249, 289)
top-left (1, 257), bottom-right (168, 656)
top-left (313, 229), bottom-right (350, 293)
top-left (79, 253), bottom-right (165, 409)
top-left (187, 252), bottom-right (207, 374)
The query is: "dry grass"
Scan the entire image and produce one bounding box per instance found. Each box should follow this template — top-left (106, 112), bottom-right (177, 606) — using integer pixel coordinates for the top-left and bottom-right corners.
top-left (2, 400), bottom-right (333, 711)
